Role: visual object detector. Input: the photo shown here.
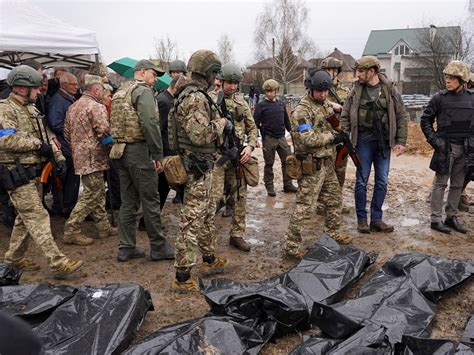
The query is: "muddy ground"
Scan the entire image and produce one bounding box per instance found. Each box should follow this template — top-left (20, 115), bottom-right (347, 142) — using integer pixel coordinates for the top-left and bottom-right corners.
top-left (0, 124), bottom-right (473, 353)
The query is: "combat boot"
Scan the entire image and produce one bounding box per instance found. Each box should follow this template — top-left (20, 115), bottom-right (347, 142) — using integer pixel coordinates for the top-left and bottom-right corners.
top-left (222, 205), bottom-right (234, 218)
top-left (117, 247), bottom-right (145, 262)
top-left (370, 220), bottom-right (394, 233)
top-left (283, 183), bottom-right (298, 193)
top-left (170, 275), bottom-right (200, 294)
top-left (6, 258), bottom-right (40, 271)
top-left (444, 216), bottom-right (468, 234)
top-left (51, 259), bottom-right (83, 279)
top-left (63, 233), bottom-right (94, 246)
top-left (150, 243), bottom-right (175, 261)
top-left (266, 186), bottom-right (276, 197)
top-left (98, 227), bottom-right (118, 238)
top-left (332, 234), bottom-right (353, 245)
top-left (357, 220), bottom-right (370, 234)
top-left (200, 256), bottom-right (228, 276)
top-left (229, 236), bottom-right (251, 252)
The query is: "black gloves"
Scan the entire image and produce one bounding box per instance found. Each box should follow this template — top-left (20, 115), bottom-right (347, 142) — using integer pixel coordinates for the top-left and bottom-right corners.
top-left (38, 143), bottom-right (53, 159)
top-left (56, 160), bottom-right (67, 180)
top-left (333, 132), bottom-right (348, 145)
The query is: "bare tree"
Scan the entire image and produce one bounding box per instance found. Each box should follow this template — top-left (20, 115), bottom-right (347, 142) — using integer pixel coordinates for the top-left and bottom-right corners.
top-left (217, 34), bottom-right (234, 63)
top-left (253, 0), bottom-right (318, 92)
top-left (153, 35), bottom-right (178, 69)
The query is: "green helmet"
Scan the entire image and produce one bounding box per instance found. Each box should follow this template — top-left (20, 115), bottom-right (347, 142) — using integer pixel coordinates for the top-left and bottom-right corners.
top-left (355, 55), bottom-right (380, 71)
top-left (304, 69), bottom-right (332, 90)
top-left (216, 63), bottom-right (242, 82)
top-left (321, 57), bottom-right (343, 72)
top-left (168, 60), bottom-right (187, 73)
top-left (7, 65), bottom-right (42, 87)
top-left (262, 79), bottom-right (279, 91)
top-left (187, 50), bottom-right (221, 78)
top-left (443, 60), bottom-right (471, 82)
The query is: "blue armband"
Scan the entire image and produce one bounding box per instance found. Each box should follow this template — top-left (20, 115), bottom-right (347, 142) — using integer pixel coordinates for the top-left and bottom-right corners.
top-left (0, 128), bottom-right (16, 138)
top-left (296, 123), bottom-right (312, 133)
top-left (100, 135), bottom-right (113, 145)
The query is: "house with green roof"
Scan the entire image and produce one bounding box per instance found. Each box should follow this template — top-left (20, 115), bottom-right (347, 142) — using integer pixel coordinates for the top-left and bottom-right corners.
top-left (363, 26), bottom-right (462, 94)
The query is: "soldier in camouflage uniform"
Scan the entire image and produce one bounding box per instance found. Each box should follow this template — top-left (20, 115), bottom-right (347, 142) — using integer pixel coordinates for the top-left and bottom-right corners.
top-left (317, 57), bottom-right (351, 214)
top-left (63, 75), bottom-right (117, 245)
top-left (0, 65), bottom-right (83, 278)
top-left (110, 60), bottom-right (174, 262)
top-left (170, 50), bottom-right (228, 293)
top-left (208, 64), bottom-right (258, 252)
top-left (283, 70), bottom-right (352, 259)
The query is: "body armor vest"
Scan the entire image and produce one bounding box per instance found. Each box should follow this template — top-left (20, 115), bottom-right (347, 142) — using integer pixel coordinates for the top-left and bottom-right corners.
top-left (436, 90), bottom-right (474, 134)
top-left (169, 86), bottom-right (217, 155)
top-left (357, 84), bottom-right (388, 130)
top-left (110, 81), bottom-right (146, 143)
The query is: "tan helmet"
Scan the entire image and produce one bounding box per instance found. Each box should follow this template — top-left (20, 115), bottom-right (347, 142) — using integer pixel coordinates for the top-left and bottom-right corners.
top-left (443, 60), bottom-right (471, 82)
top-left (355, 55), bottom-right (380, 71)
top-left (321, 57), bottom-right (343, 72)
top-left (262, 79), bottom-right (280, 91)
top-left (187, 50), bottom-right (221, 78)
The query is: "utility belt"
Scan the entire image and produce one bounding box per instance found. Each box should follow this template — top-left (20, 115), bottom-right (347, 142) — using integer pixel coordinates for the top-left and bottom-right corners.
top-left (182, 153), bottom-right (214, 179)
top-left (0, 159), bottom-right (38, 191)
top-left (296, 153), bottom-right (330, 174)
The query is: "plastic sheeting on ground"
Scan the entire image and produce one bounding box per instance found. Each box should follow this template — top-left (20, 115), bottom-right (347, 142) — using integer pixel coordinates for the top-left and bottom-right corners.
top-left (312, 252), bottom-right (473, 345)
top-left (34, 283), bottom-right (153, 354)
top-left (124, 316), bottom-right (276, 355)
top-left (0, 283), bottom-right (76, 326)
top-left (202, 235), bottom-right (375, 335)
top-left (395, 335), bottom-right (474, 354)
top-left (290, 325), bottom-right (392, 355)
top-left (462, 312), bottom-right (474, 345)
top-left (0, 263), bottom-right (22, 286)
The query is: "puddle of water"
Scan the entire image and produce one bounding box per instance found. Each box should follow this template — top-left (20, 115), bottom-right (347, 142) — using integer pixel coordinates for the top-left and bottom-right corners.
top-left (401, 218), bottom-right (420, 227)
top-left (247, 238), bottom-right (264, 245)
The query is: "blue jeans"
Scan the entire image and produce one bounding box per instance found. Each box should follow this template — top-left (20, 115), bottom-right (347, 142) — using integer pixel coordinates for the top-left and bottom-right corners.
top-left (355, 138), bottom-right (391, 221)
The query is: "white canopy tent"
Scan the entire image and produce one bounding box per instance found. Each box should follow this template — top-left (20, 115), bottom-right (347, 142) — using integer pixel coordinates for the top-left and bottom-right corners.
top-left (0, 0), bottom-right (101, 70)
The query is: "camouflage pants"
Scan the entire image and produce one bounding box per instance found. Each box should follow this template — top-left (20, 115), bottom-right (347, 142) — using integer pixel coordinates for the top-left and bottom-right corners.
top-left (209, 160), bottom-right (248, 238)
top-left (64, 171), bottom-right (109, 236)
top-left (4, 181), bottom-right (66, 268)
top-left (318, 154), bottom-right (347, 206)
top-left (175, 170), bottom-right (216, 270)
top-left (262, 136), bottom-right (292, 188)
top-left (284, 160), bottom-right (342, 254)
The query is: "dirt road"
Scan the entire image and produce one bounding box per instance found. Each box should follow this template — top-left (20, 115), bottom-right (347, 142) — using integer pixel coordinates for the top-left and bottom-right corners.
top-left (0, 151), bottom-right (472, 353)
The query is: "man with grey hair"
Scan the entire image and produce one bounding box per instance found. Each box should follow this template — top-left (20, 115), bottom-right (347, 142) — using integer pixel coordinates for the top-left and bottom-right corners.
top-left (47, 72), bottom-right (80, 219)
top-left (63, 75), bottom-right (117, 245)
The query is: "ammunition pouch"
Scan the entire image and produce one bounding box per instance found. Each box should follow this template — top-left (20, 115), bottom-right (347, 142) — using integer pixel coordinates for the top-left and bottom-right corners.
top-left (288, 153), bottom-right (328, 176)
top-left (0, 161), bottom-right (37, 191)
top-left (242, 156), bottom-right (259, 187)
top-left (286, 154), bottom-right (303, 180)
top-left (162, 155), bottom-right (188, 186)
top-left (182, 154), bottom-right (214, 179)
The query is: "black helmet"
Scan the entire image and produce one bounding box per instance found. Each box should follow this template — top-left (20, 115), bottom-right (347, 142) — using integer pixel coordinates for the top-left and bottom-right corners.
top-left (304, 69), bottom-right (332, 90)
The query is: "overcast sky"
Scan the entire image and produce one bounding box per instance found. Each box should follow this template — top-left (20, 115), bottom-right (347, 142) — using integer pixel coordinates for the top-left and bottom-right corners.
top-left (12, 0), bottom-right (474, 67)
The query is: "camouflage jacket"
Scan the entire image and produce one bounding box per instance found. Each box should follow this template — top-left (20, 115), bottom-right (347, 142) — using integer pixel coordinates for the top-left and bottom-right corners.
top-left (174, 76), bottom-right (225, 156)
top-left (209, 91), bottom-right (258, 149)
top-left (64, 93), bottom-right (110, 175)
top-left (290, 95), bottom-right (336, 158)
top-left (0, 95), bottom-right (64, 167)
top-left (328, 84), bottom-right (350, 105)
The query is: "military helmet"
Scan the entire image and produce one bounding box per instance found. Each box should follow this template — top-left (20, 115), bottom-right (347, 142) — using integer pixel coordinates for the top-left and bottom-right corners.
top-left (168, 60), bottom-right (187, 73)
top-left (7, 65), bottom-right (42, 87)
top-left (262, 79), bottom-right (280, 91)
top-left (354, 55), bottom-right (380, 71)
top-left (321, 57), bottom-right (343, 72)
top-left (304, 69), bottom-right (332, 90)
top-left (216, 63), bottom-right (243, 82)
top-left (187, 50), bottom-right (222, 78)
top-left (443, 60), bottom-right (471, 82)
top-left (470, 72), bottom-right (474, 85)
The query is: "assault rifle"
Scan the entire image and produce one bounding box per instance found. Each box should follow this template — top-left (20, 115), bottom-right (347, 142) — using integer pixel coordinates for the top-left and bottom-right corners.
top-left (216, 92), bottom-right (244, 200)
top-left (326, 113), bottom-right (365, 182)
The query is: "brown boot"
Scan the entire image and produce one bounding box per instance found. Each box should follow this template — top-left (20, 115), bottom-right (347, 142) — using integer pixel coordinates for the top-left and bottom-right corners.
top-left (99, 227), bottom-right (118, 238)
top-left (370, 220), bottom-right (394, 233)
top-left (229, 236), bottom-right (251, 252)
top-left (51, 259), bottom-right (84, 279)
top-left (170, 275), bottom-right (200, 294)
top-left (63, 233), bottom-right (94, 246)
top-left (333, 234), bottom-right (353, 245)
top-left (200, 256), bottom-right (228, 276)
top-left (6, 258), bottom-right (40, 271)
top-left (357, 220), bottom-right (371, 234)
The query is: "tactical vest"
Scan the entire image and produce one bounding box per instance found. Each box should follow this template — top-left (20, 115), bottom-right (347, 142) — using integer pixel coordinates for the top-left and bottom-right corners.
top-left (168, 86), bottom-right (217, 155)
top-left (0, 98), bottom-right (43, 165)
top-left (357, 84), bottom-right (389, 130)
top-left (436, 89), bottom-right (474, 133)
top-left (295, 97), bottom-right (335, 159)
top-left (210, 92), bottom-right (248, 143)
top-left (110, 81), bottom-right (146, 143)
